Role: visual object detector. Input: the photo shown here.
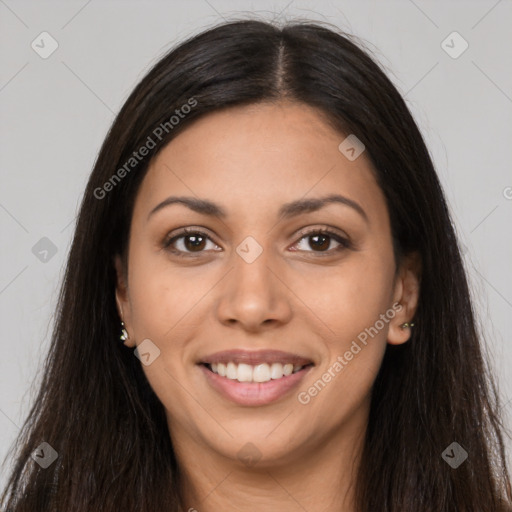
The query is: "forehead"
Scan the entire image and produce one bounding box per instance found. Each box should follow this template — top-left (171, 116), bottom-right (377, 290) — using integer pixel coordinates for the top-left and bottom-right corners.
top-left (134, 101), bottom-right (388, 226)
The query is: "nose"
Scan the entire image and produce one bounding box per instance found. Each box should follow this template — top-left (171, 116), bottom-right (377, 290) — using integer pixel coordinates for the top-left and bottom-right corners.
top-left (215, 245), bottom-right (293, 332)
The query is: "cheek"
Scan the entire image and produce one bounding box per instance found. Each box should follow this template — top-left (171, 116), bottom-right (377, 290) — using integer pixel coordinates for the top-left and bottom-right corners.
top-left (125, 250), bottom-right (200, 408)
top-left (127, 247), bottom-right (205, 339)
top-left (294, 253), bottom-right (395, 405)
top-left (293, 253), bottom-right (396, 340)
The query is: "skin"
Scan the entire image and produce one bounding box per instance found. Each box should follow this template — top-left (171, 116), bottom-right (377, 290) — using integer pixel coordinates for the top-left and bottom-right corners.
top-left (115, 101), bottom-right (420, 512)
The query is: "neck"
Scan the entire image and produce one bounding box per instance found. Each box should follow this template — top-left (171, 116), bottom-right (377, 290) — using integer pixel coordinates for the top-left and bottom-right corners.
top-left (173, 421), bottom-right (366, 512)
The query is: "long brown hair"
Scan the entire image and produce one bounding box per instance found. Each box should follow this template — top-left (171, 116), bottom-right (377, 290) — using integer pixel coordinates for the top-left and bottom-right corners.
top-left (2, 19), bottom-right (511, 511)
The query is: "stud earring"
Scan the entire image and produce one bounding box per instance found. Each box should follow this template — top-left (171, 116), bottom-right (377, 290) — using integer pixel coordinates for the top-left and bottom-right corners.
top-left (120, 321), bottom-right (129, 342)
top-left (400, 322), bottom-right (415, 329)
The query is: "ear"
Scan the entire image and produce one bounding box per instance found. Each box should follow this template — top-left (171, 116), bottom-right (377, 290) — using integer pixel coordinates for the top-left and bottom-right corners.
top-left (114, 254), bottom-right (135, 347)
top-left (387, 251), bottom-right (421, 345)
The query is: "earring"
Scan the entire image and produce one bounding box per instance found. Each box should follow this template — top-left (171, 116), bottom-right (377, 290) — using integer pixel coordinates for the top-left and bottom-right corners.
top-left (400, 322), bottom-right (415, 329)
top-left (120, 321), bottom-right (129, 342)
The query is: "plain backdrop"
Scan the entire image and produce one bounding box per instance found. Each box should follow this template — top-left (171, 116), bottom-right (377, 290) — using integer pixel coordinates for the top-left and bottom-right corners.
top-left (1, 0), bottom-right (511, 488)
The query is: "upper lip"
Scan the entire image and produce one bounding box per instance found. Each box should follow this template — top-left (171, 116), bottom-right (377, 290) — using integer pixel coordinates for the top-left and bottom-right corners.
top-left (199, 349), bottom-right (314, 367)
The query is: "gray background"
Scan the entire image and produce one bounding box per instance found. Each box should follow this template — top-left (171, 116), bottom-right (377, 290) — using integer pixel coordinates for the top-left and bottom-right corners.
top-left (1, 0), bottom-right (511, 487)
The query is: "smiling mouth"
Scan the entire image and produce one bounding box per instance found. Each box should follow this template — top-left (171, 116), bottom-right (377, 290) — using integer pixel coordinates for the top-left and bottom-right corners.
top-left (201, 361), bottom-right (314, 384)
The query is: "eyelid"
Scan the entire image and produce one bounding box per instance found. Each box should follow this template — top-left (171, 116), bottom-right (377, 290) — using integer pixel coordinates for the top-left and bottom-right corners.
top-left (162, 226), bottom-right (220, 253)
top-left (291, 226), bottom-right (352, 254)
top-left (294, 225), bottom-right (350, 243)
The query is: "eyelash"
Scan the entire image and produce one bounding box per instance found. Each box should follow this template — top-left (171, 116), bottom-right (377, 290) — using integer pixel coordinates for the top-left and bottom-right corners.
top-left (162, 226), bottom-right (352, 258)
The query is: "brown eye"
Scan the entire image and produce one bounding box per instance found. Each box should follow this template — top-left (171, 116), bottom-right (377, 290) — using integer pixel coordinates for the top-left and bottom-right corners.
top-left (181, 233), bottom-right (207, 252)
top-left (164, 229), bottom-right (219, 256)
top-left (307, 233), bottom-right (330, 251)
top-left (293, 228), bottom-right (351, 255)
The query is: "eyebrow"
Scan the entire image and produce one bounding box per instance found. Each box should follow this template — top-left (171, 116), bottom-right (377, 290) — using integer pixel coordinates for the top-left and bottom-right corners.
top-left (148, 194), bottom-right (368, 223)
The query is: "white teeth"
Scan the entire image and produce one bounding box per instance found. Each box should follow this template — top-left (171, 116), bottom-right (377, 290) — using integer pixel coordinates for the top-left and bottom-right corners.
top-left (270, 363), bottom-right (284, 380)
top-left (208, 361), bottom-right (307, 383)
top-left (237, 363), bottom-right (253, 382)
top-left (253, 363), bottom-right (271, 383)
top-left (226, 362), bottom-right (238, 379)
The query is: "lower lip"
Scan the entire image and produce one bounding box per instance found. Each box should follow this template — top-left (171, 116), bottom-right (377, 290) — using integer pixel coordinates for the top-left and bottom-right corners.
top-left (199, 364), bottom-right (313, 406)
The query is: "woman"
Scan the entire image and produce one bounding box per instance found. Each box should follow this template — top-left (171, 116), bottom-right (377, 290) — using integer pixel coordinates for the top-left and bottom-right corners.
top-left (1, 19), bottom-right (510, 511)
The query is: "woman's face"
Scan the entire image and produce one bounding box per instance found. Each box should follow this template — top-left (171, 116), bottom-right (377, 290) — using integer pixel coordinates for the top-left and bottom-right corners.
top-left (116, 101), bottom-right (419, 468)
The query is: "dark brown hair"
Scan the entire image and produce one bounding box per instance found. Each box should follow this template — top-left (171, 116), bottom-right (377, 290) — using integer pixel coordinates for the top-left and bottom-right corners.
top-left (2, 19), bottom-right (511, 511)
